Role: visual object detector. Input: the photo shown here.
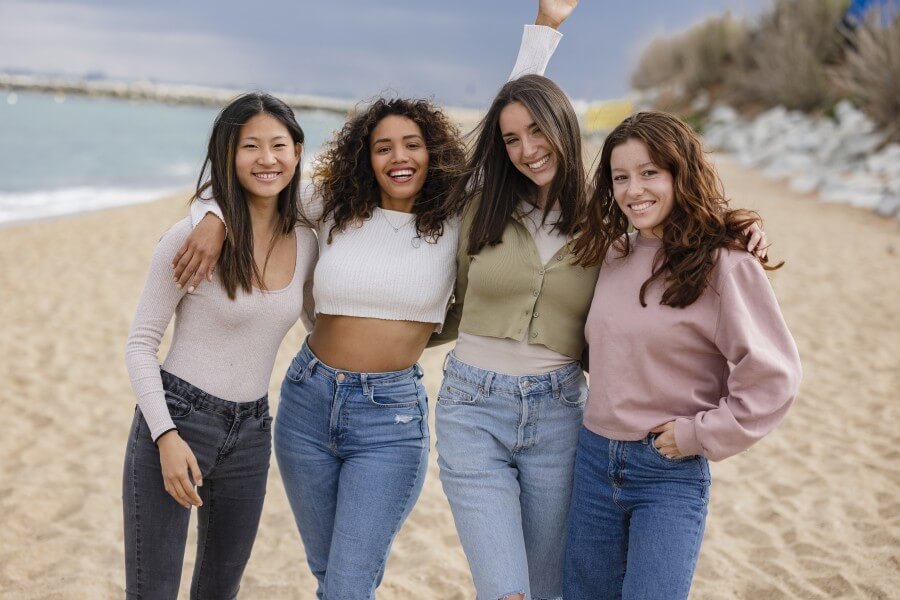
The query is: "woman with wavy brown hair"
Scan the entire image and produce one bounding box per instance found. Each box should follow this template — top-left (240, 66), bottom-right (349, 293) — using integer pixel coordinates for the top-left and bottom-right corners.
top-left (564, 111), bottom-right (802, 600)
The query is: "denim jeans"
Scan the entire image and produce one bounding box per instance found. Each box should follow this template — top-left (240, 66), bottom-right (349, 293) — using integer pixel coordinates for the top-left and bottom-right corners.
top-left (435, 353), bottom-right (586, 600)
top-left (122, 370), bottom-right (272, 600)
top-left (564, 427), bottom-right (712, 600)
top-left (273, 341), bottom-right (429, 600)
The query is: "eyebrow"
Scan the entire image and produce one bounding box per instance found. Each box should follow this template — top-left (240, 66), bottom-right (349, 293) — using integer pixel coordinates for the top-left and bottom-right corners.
top-left (611, 161), bottom-right (656, 171)
top-left (501, 122), bottom-right (537, 139)
top-left (240, 135), bottom-right (290, 142)
top-left (372, 134), bottom-right (424, 145)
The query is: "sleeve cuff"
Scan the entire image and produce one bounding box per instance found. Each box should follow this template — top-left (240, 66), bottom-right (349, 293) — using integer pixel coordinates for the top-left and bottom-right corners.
top-left (674, 417), bottom-right (704, 457)
top-left (152, 426), bottom-right (178, 445)
top-left (508, 24), bottom-right (562, 80)
top-left (190, 198), bottom-right (227, 233)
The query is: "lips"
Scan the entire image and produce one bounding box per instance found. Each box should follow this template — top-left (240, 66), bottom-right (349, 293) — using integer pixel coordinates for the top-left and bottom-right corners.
top-left (387, 168), bottom-right (415, 183)
top-left (527, 155), bottom-right (550, 171)
top-left (628, 200), bottom-right (656, 213)
top-left (253, 171), bottom-right (281, 182)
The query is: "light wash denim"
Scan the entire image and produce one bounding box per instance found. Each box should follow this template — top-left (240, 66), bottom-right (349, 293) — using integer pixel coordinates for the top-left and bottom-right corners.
top-left (564, 426), bottom-right (712, 600)
top-left (122, 370), bottom-right (272, 600)
top-left (274, 341), bottom-right (429, 600)
top-left (435, 353), bottom-right (586, 600)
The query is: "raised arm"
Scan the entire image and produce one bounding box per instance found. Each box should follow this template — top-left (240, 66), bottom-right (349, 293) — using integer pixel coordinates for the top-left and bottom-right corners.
top-left (508, 0), bottom-right (578, 80)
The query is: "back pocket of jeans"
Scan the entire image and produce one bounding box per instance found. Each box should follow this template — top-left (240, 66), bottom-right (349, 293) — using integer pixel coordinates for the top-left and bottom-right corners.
top-left (164, 392), bottom-right (194, 419)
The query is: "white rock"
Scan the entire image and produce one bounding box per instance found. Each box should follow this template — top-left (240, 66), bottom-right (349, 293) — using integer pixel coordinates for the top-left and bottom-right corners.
top-left (874, 195), bottom-right (900, 218)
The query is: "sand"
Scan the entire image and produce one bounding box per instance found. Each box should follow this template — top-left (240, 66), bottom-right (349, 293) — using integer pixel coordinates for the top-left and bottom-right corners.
top-left (1, 156), bottom-right (898, 599)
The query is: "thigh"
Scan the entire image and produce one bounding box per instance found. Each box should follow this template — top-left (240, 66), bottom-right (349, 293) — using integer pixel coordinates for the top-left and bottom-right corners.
top-left (517, 378), bottom-right (585, 598)
top-left (323, 436), bottom-right (429, 600)
top-left (190, 411), bottom-right (272, 600)
top-left (274, 372), bottom-right (341, 585)
top-left (436, 381), bottom-right (531, 599)
top-left (564, 428), bottom-right (628, 600)
top-left (123, 408), bottom-right (192, 600)
top-left (622, 442), bottom-right (710, 600)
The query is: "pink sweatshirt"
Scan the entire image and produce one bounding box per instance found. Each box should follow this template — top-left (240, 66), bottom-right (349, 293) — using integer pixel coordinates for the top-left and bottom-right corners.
top-left (584, 234), bottom-right (801, 461)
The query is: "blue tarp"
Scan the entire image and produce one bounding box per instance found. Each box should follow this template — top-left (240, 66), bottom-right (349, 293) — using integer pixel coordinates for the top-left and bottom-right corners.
top-left (845, 0), bottom-right (900, 26)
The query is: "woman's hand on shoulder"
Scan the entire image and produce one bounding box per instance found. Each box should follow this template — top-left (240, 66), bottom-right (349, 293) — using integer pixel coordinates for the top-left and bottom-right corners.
top-left (156, 430), bottom-right (203, 508)
top-left (536, 0), bottom-right (578, 29)
top-left (744, 222), bottom-right (769, 259)
top-left (172, 214), bottom-right (226, 292)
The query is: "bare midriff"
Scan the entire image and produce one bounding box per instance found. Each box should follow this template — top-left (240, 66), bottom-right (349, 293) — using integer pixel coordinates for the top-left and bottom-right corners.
top-left (308, 315), bottom-right (437, 372)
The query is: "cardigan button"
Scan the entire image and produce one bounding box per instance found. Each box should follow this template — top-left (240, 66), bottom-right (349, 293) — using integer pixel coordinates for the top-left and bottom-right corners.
top-left (532, 290), bottom-right (539, 297)
top-left (531, 332), bottom-right (538, 338)
top-left (556, 256), bottom-right (563, 261)
top-left (532, 313), bottom-right (539, 318)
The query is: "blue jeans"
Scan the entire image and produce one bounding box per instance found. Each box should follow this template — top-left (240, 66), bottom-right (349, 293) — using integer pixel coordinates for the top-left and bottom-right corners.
top-left (435, 353), bottom-right (586, 600)
top-left (273, 341), bottom-right (429, 600)
top-left (122, 370), bottom-right (272, 600)
top-left (564, 427), bottom-right (711, 600)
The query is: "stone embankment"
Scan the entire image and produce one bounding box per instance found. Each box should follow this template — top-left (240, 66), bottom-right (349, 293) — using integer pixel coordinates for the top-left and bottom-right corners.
top-left (704, 101), bottom-right (900, 220)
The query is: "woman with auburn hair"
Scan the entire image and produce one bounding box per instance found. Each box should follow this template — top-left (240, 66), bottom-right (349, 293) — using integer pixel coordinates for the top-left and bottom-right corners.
top-left (169, 3), bottom-right (576, 596)
top-left (429, 73), bottom-right (597, 600)
top-left (565, 111), bottom-right (802, 600)
top-left (123, 92), bottom-right (316, 599)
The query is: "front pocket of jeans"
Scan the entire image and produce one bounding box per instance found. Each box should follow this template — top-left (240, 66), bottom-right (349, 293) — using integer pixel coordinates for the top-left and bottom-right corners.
top-left (164, 392), bottom-right (194, 419)
top-left (559, 377), bottom-right (588, 408)
top-left (436, 381), bottom-right (476, 405)
top-left (367, 381), bottom-right (420, 408)
top-left (284, 356), bottom-right (309, 384)
top-left (648, 436), bottom-right (692, 463)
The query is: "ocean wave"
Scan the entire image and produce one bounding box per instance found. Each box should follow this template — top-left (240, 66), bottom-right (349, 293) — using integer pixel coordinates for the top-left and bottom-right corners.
top-left (0, 186), bottom-right (189, 227)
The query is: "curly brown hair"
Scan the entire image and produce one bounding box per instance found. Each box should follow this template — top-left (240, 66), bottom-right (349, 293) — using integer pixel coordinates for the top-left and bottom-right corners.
top-left (314, 97), bottom-right (467, 244)
top-left (572, 111), bottom-right (782, 308)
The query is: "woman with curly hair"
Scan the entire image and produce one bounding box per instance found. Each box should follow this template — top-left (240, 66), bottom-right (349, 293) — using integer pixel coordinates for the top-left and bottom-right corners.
top-left (564, 111), bottom-right (802, 600)
top-left (170, 3), bottom-right (574, 596)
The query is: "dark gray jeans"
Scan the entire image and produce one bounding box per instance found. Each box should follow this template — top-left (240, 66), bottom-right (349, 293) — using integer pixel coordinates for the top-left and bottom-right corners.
top-left (122, 370), bottom-right (272, 599)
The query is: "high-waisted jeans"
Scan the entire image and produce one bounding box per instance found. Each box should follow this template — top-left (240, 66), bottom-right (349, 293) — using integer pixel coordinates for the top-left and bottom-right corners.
top-left (435, 353), bottom-right (586, 600)
top-left (564, 427), bottom-right (712, 600)
top-left (274, 341), bottom-right (429, 600)
top-left (122, 370), bottom-right (272, 600)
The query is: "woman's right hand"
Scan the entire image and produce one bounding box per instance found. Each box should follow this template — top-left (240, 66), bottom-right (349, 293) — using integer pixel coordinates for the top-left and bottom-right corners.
top-left (157, 431), bottom-right (204, 508)
top-left (172, 213), bottom-right (226, 292)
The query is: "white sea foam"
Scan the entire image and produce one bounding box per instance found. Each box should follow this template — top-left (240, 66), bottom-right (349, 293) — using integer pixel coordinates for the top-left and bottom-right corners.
top-left (0, 186), bottom-right (188, 227)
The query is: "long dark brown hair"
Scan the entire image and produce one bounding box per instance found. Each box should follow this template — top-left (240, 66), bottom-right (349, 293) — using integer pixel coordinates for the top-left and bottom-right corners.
top-left (572, 111), bottom-right (781, 308)
top-left (452, 74), bottom-right (585, 256)
top-left (314, 97), bottom-right (466, 244)
top-left (192, 92), bottom-right (307, 299)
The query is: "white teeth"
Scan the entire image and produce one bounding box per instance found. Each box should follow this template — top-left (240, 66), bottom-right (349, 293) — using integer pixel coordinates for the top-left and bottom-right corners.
top-left (629, 201), bottom-right (655, 212)
top-left (527, 156), bottom-right (549, 170)
top-left (254, 172), bottom-right (279, 180)
top-left (390, 169), bottom-right (414, 177)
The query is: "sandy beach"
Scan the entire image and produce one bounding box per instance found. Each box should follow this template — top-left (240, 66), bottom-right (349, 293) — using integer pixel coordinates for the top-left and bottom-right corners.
top-left (1, 155), bottom-right (898, 599)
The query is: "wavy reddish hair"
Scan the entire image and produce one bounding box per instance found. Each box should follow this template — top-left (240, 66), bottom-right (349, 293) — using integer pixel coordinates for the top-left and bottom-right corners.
top-left (572, 111), bottom-right (781, 308)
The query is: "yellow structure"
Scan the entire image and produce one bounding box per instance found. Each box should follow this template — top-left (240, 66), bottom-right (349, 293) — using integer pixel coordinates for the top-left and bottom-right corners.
top-left (583, 99), bottom-right (635, 135)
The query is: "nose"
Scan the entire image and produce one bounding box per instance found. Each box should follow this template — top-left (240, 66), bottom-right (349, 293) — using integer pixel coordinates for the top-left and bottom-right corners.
top-left (521, 135), bottom-right (538, 158)
top-left (627, 178), bottom-right (644, 197)
top-left (258, 147), bottom-right (277, 165)
top-left (390, 146), bottom-right (409, 163)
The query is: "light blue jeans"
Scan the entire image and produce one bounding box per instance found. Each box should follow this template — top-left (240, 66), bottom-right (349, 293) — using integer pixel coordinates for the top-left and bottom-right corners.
top-left (435, 353), bottom-right (586, 600)
top-left (273, 341), bottom-right (429, 600)
top-left (564, 427), bottom-right (711, 600)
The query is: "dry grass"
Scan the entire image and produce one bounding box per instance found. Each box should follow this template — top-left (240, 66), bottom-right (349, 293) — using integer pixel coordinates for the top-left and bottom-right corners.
top-left (830, 16), bottom-right (900, 141)
top-left (725, 0), bottom-right (849, 111)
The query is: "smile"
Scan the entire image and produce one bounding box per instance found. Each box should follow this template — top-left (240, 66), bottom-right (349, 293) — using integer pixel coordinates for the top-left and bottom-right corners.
top-left (253, 172), bottom-right (281, 181)
top-left (628, 200), bottom-right (656, 213)
top-left (527, 155), bottom-right (550, 171)
top-left (387, 168), bottom-right (415, 183)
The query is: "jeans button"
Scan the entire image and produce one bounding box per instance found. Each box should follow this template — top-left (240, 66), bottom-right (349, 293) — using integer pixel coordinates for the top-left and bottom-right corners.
top-left (336, 373), bottom-right (346, 382)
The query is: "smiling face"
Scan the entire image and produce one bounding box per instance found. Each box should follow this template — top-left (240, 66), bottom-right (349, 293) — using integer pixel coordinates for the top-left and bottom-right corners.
top-left (369, 115), bottom-right (429, 210)
top-left (610, 138), bottom-right (675, 239)
top-left (499, 101), bottom-right (558, 202)
top-left (234, 113), bottom-right (302, 205)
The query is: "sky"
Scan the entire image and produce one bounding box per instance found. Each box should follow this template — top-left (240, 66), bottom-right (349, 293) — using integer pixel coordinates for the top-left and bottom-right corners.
top-left (0, 0), bottom-right (769, 107)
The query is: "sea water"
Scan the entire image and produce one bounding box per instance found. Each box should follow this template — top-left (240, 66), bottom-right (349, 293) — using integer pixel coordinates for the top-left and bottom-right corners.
top-left (0, 91), bottom-right (345, 226)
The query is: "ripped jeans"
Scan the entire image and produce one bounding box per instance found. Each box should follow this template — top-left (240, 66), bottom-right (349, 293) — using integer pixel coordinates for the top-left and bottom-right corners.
top-left (274, 340), bottom-right (429, 600)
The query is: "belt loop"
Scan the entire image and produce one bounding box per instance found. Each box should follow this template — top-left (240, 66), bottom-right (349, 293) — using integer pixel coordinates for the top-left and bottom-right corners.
top-left (550, 371), bottom-right (560, 400)
top-left (305, 357), bottom-right (319, 381)
top-left (360, 373), bottom-right (369, 395)
top-left (442, 352), bottom-right (451, 373)
top-left (483, 372), bottom-right (494, 397)
top-left (415, 364), bottom-right (424, 378)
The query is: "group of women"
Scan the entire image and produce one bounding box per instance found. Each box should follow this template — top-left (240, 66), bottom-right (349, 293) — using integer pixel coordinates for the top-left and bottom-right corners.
top-left (122, 1), bottom-right (802, 598)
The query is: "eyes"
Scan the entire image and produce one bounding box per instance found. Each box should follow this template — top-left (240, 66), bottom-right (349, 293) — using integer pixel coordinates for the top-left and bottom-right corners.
top-left (240, 142), bottom-right (290, 150)
top-left (373, 141), bottom-right (424, 154)
top-left (612, 169), bottom-right (660, 182)
top-left (503, 126), bottom-right (544, 146)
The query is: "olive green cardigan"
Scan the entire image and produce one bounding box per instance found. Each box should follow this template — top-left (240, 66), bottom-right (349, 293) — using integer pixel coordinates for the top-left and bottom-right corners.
top-left (432, 201), bottom-right (600, 359)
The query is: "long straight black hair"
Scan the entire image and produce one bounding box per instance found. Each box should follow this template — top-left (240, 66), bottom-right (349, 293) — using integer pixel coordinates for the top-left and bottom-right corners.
top-left (192, 92), bottom-right (307, 299)
top-left (450, 75), bottom-right (586, 255)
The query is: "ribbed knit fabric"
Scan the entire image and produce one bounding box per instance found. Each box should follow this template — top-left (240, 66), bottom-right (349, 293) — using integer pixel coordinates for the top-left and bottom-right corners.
top-left (314, 209), bottom-right (460, 324)
top-left (125, 218), bottom-right (317, 441)
top-left (583, 233), bottom-right (802, 461)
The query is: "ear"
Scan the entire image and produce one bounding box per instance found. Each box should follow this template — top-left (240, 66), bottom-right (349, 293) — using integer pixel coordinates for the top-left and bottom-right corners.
top-left (294, 142), bottom-right (303, 160)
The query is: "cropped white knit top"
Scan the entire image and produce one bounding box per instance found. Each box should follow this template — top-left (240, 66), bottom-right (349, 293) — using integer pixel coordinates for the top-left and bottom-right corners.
top-left (191, 24), bottom-right (561, 326)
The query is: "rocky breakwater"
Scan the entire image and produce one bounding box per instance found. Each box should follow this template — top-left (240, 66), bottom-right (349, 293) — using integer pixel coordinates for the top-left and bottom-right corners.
top-left (704, 101), bottom-right (900, 220)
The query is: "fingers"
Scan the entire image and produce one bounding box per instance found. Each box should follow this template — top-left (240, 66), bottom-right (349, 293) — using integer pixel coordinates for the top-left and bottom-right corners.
top-left (175, 253), bottom-right (202, 290)
top-left (164, 469), bottom-right (202, 508)
top-left (172, 242), bottom-right (188, 270)
top-left (188, 453), bottom-right (203, 489)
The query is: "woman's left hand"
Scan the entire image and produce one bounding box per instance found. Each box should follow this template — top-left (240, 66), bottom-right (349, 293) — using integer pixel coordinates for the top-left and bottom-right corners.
top-left (536, 0), bottom-right (579, 29)
top-left (650, 421), bottom-right (686, 459)
top-left (745, 222), bottom-right (769, 259)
